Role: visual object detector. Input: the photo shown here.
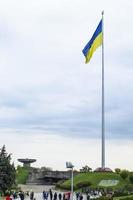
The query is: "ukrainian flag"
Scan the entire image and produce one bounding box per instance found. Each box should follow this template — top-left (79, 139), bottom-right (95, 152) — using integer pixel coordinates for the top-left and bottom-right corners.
top-left (82, 19), bottom-right (103, 63)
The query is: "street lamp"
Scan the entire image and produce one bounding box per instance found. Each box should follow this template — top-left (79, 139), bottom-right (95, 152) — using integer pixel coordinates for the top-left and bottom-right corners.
top-left (66, 162), bottom-right (74, 200)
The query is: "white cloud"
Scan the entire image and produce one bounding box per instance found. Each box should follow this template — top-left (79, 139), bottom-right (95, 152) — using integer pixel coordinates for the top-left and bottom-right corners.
top-left (1, 131), bottom-right (133, 171)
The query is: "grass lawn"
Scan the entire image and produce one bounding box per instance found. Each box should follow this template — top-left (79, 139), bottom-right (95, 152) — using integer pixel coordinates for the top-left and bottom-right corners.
top-left (113, 195), bottom-right (133, 199)
top-left (61, 172), bottom-right (130, 190)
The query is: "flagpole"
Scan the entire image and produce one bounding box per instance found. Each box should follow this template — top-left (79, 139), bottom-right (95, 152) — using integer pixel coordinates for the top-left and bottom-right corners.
top-left (101, 11), bottom-right (105, 169)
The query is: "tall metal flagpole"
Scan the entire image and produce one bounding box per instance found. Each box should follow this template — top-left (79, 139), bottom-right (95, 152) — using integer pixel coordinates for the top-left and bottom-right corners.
top-left (101, 11), bottom-right (105, 169)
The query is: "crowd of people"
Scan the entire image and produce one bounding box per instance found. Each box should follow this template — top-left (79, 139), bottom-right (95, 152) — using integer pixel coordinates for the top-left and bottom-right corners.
top-left (42, 189), bottom-right (71, 200)
top-left (6, 189), bottom-right (110, 200)
top-left (5, 189), bottom-right (77, 200)
top-left (6, 190), bottom-right (35, 200)
top-left (6, 188), bottom-right (108, 200)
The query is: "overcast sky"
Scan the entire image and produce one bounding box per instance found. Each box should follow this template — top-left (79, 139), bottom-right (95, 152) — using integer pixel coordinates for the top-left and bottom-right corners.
top-left (0, 0), bottom-right (133, 171)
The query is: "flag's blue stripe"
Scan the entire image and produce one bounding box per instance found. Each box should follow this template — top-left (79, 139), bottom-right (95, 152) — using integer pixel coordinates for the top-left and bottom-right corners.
top-left (82, 19), bottom-right (102, 57)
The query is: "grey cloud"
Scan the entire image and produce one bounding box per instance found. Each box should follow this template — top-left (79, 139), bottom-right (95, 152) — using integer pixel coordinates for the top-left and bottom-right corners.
top-left (0, 0), bottom-right (132, 142)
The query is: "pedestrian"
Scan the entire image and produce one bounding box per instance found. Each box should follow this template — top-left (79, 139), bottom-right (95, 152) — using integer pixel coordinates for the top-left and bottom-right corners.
top-left (6, 193), bottom-right (12, 200)
top-left (79, 194), bottom-right (83, 200)
top-left (19, 191), bottom-right (25, 200)
top-left (49, 189), bottom-right (53, 200)
top-left (87, 194), bottom-right (90, 200)
top-left (58, 193), bottom-right (62, 200)
top-left (30, 190), bottom-right (34, 200)
top-left (13, 191), bottom-right (17, 199)
top-left (63, 193), bottom-right (65, 200)
top-left (46, 192), bottom-right (49, 200)
top-left (53, 192), bottom-right (57, 200)
top-left (43, 191), bottom-right (47, 200)
top-left (67, 192), bottom-right (70, 200)
top-left (76, 192), bottom-right (80, 200)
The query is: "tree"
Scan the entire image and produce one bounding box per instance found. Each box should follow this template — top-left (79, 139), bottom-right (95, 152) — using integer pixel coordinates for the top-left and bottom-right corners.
top-left (120, 170), bottom-right (129, 180)
top-left (80, 165), bottom-right (92, 172)
top-left (115, 168), bottom-right (121, 174)
top-left (0, 145), bottom-right (16, 194)
top-left (129, 173), bottom-right (133, 184)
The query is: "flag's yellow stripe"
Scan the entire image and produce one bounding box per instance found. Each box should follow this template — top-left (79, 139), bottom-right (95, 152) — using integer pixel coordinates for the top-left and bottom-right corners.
top-left (85, 32), bottom-right (103, 63)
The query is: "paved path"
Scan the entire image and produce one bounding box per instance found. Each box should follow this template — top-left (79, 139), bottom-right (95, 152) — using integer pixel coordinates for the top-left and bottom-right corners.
top-left (17, 185), bottom-right (87, 200)
top-left (18, 185), bottom-right (55, 193)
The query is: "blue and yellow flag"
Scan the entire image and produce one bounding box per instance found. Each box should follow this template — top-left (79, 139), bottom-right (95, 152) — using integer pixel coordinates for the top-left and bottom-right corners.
top-left (82, 19), bottom-right (103, 63)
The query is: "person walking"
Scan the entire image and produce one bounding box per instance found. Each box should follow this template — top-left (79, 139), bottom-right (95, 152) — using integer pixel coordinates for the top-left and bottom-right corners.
top-left (79, 194), bottom-right (83, 200)
top-left (43, 191), bottom-right (47, 200)
top-left (49, 189), bottom-right (53, 200)
top-left (76, 192), bottom-right (80, 200)
top-left (19, 191), bottom-right (25, 200)
top-left (6, 193), bottom-right (12, 200)
top-left (30, 190), bottom-right (34, 200)
top-left (63, 193), bottom-right (65, 200)
top-left (58, 193), bottom-right (62, 200)
top-left (53, 192), bottom-right (57, 200)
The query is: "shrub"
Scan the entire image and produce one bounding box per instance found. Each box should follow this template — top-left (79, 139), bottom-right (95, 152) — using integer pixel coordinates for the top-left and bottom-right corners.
top-left (59, 184), bottom-right (71, 190)
top-left (98, 197), bottom-right (111, 200)
top-left (120, 170), bottom-right (129, 180)
top-left (59, 184), bottom-right (77, 190)
top-left (117, 198), bottom-right (133, 200)
top-left (76, 181), bottom-right (92, 189)
top-left (55, 180), bottom-right (65, 188)
top-left (124, 184), bottom-right (133, 192)
top-left (129, 173), bottom-right (133, 184)
top-left (16, 167), bottom-right (29, 184)
top-left (113, 191), bottom-right (128, 197)
top-left (115, 168), bottom-right (121, 174)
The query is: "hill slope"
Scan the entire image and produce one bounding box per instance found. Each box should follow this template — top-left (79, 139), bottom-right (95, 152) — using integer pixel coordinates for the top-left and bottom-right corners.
top-left (60, 172), bottom-right (130, 190)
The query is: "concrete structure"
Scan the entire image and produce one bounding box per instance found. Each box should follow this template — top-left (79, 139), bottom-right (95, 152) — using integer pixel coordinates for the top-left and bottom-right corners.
top-left (18, 158), bottom-right (36, 167)
top-left (26, 169), bottom-right (79, 185)
top-left (94, 167), bottom-right (113, 172)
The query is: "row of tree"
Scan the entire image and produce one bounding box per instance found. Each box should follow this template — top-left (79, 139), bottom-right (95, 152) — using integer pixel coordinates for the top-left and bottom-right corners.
top-left (115, 168), bottom-right (133, 182)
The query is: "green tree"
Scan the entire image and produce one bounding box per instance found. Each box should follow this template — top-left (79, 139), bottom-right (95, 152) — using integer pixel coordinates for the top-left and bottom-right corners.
top-left (115, 168), bottom-right (121, 174)
top-left (120, 170), bottom-right (129, 180)
top-left (0, 145), bottom-right (16, 194)
top-left (80, 165), bottom-right (92, 172)
top-left (129, 173), bottom-right (133, 184)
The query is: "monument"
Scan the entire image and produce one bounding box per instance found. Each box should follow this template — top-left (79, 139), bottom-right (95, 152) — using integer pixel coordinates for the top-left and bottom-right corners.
top-left (18, 158), bottom-right (36, 167)
top-left (94, 167), bottom-right (113, 172)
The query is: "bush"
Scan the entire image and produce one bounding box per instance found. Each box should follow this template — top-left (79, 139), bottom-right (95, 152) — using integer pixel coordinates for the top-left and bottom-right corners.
top-left (115, 168), bottom-right (121, 174)
top-left (124, 184), bottom-right (133, 191)
top-left (129, 173), bottom-right (133, 184)
top-left (117, 198), bottom-right (133, 200)
top-left (98, 197), bottom-right (111, 200)
top-left (76, 181), bottom-right (92, 189)
top-left (120, 170), bottom-right (129, 180)
top-left (55, 180), bottom-right (65, 188)
top-left (113, 191), bottom-right (128, 197)
top-left (59, 184), bottom-right (77, 190)
top-left (16, 167), bottom-right (29, 184)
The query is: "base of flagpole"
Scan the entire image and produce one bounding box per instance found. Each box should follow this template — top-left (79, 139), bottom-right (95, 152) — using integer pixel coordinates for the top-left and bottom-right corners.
top-left (94, 167), bottom-right (113, 172)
